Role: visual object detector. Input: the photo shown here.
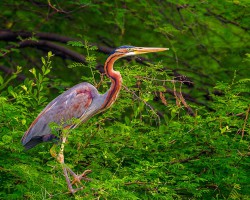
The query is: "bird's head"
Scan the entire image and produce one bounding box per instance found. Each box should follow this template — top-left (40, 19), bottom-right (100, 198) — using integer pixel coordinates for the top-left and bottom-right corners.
top-left (114, 45), bottom-right (169, 57)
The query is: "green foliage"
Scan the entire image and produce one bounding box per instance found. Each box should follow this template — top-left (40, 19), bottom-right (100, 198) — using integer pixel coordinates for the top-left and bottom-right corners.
top-left (1, 50), bottom-right (249, 199)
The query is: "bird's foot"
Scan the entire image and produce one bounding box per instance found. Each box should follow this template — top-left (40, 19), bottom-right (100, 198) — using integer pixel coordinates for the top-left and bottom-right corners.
top-left (71, 169), bottom-right (92, 185)
top-left (68, 186), bottom-right (85, 195)
top-left (64, 168), bottom-right (92, 194)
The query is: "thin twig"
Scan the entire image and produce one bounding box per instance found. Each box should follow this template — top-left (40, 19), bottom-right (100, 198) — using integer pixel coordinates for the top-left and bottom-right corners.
top-left (0, 65), bottom-right (26, 81)
top-left (170, 150), bottom-right (210, 164)
top-left (123, 85), bottom-right (163, 122)
top-left (241, 105), bottom-right (250, 138)
top-left (207, 9), bottom-right (249, 31)
top-left (48, 0), bottom-right (67, 13)
top-left (47, 0), bottom-right (89, 14)
top-left (136, 75), bottom-right (193, 85)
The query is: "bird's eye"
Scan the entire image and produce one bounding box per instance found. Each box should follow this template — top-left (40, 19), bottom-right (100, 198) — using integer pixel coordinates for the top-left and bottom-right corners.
top-left (127, 48), bottom-right (132, 52)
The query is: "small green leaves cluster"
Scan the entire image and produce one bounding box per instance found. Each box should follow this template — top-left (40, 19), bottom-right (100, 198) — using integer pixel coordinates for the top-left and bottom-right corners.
top-left (26, 52), bottom-right (53, 106)
top-left (5, 52), bottom-right (52, 110)
top-left (67, 41), bottom-right (99, 86)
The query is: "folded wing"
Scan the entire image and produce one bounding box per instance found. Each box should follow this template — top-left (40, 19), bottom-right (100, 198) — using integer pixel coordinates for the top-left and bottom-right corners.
top-left (21, 82), bottom-right (98, 149)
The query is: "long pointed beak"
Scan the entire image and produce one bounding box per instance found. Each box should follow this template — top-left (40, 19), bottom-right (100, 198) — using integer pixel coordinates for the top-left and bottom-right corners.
top-left (134, 47), bottom-right (169, 55)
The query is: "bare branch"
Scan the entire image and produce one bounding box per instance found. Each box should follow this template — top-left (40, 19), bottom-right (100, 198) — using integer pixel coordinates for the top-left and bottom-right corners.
top-left (47, 0), bottom-right (67, 13)
top-left (2, 39), bottom-right (87, 64)
top-left (206, 9), bottom-right (250, 32)
top-left (0, 30), bottom-right (114, 54)
top-left (0, 65), bottom-right (26, 81)
top-left (241, 105), bottom-right (250, 138)
top-left (166, 88), bottom-right (207, 107)
top-left (170, 150), bottom-right (212, 164)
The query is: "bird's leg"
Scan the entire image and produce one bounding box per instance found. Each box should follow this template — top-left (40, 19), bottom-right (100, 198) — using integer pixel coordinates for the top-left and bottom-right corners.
top-left (57, 136), bottom-right (66, 164)
top-left (60, 134), bottom-right (90, 183)
top-left (58, 136), bottom-right (82, 194)
top-left (50, 136), bottom-right (92, 194)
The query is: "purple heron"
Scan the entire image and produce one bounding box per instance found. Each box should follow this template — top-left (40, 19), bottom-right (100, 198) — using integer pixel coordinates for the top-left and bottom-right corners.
top-left (21, 46), bottom-right (168, 193)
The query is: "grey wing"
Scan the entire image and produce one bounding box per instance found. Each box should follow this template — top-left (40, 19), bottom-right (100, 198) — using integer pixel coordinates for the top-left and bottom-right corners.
top-left (21, 82), bottom-right (100, 149)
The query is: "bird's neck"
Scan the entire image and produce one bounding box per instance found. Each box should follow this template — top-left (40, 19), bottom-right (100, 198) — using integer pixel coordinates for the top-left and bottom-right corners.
top-left (101, 54), bottom-right (122, 110)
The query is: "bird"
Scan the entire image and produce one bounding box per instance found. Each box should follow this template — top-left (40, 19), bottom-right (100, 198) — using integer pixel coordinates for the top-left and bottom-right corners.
top-left (21, 46), bottom-right (168, 194)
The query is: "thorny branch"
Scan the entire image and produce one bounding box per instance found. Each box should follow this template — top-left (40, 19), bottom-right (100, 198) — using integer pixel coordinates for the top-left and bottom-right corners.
top-left (47, 0), bottom-right (89, 14)
top-left (206, 9), bottom-right (249, 32)
top-left (123, 85), bottom-right (163, 122)
top-left (241, 105), bottom-right (250, 138)
top-left (169, 149), bottom-right (212, 164)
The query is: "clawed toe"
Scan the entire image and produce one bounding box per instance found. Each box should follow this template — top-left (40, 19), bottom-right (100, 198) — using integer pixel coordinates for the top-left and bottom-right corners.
top-left (68, 186), bottom-right (85, 194)
top-left (71, 169), bottom-right (92, 185)
top-left (62, 166), bottom-right (92, 194)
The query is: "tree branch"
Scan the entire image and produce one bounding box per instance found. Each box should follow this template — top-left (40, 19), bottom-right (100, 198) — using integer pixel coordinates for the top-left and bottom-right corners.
top-left (170, 150), bottom-right (212, 164)
top-left (2, 39), bottom-right (87, 64)
top-left (0, 65), bottom-right (26, 81)
top-left (206, 9), bottom-right (249, 32)
top-left (0, 30), bottom-right (114, 54)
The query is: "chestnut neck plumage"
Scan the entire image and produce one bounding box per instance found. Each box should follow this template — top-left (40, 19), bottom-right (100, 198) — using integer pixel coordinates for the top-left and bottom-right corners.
top-left (101, 53), bottom-right (123, 110)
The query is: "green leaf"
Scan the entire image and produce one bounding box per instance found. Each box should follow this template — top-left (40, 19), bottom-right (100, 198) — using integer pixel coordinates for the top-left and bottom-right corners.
top-left (2, 135), bottom-right (12, 144)
top-left (41, 57), bottom-right (46, 65)
top-left (29, 68), bottom-right (37, 78)
top-left (48, 51), bottom-right (53, 58)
